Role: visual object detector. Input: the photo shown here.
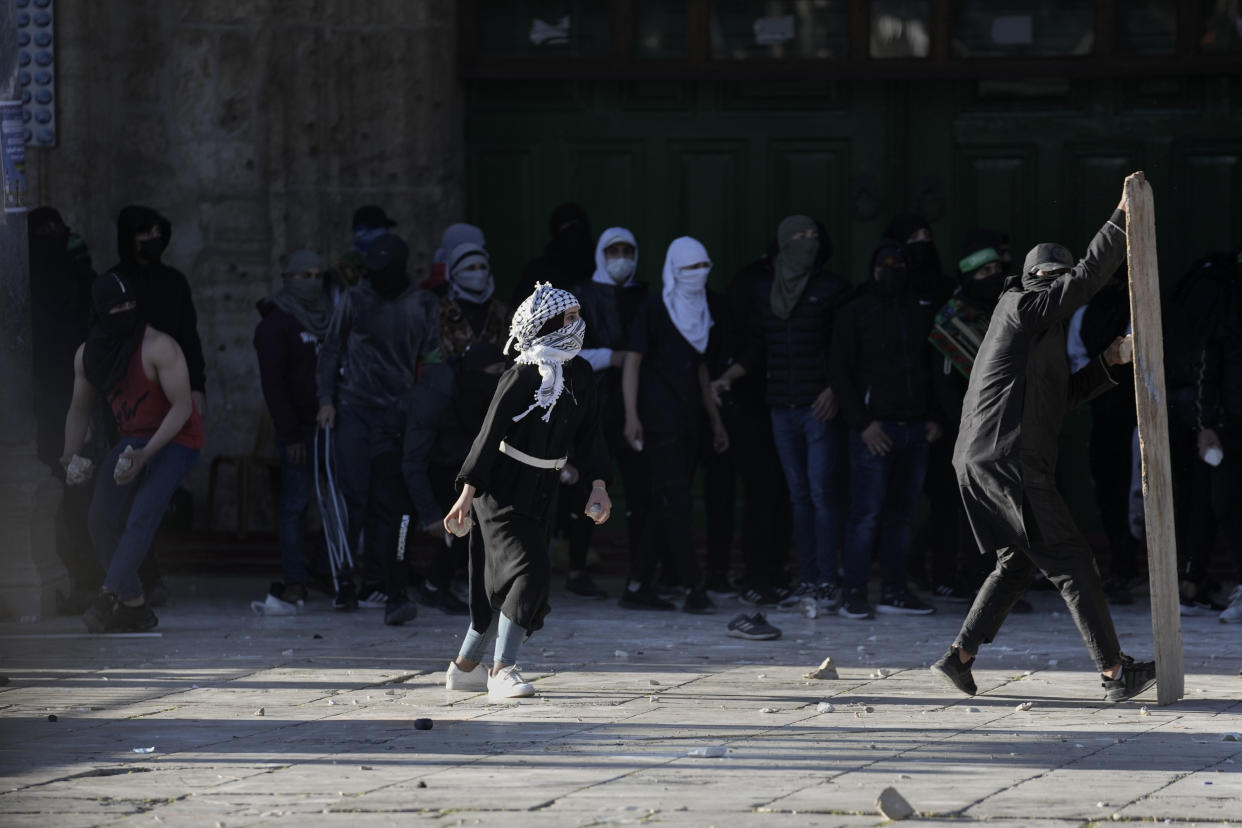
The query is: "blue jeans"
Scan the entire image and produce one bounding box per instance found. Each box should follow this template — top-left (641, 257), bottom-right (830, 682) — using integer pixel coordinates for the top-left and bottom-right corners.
top-left (277, 425), bottom-right (319, 586)
top-left (842, 422), bottom-right (930, 594)
top-left (770, 407), bottom-right (843, 585)
top-left (88, 438), bottom-right (199, 601)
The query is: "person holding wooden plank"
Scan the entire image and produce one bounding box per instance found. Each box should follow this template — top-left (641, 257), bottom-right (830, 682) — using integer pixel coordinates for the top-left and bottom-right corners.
top-left (931, 172), bottom-right (1158, 703)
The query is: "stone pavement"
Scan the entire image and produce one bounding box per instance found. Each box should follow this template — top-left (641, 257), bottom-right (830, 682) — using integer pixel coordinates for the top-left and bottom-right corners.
top-left (1, 574), bottom-right (1239, 828)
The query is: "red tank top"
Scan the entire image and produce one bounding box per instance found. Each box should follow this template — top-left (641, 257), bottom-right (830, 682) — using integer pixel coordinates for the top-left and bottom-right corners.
top-left (109, 333), bottom-right (205, 450)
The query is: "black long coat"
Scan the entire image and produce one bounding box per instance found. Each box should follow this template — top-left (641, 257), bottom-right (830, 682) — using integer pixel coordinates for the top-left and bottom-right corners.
top-left (953, 212), bottom-right (1127, 555)
top-left (456, 357), bottom-right (609, 634)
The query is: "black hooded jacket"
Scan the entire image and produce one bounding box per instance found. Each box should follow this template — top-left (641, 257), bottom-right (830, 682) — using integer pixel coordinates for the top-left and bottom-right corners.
top-left (1164, 251), bottom-right (1242, 430)
top-left (953, 211), bottom-right (1127, 555)
top-left (107, 205), bottom-right (207, 392)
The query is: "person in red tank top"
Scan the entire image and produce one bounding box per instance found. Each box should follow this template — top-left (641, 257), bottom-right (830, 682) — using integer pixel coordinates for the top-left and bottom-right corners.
top-left (61, 273), bottom-right (203, 633)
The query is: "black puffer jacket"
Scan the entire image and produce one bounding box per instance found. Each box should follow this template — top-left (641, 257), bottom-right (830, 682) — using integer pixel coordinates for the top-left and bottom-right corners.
top-left (739, 265), bottom-right (849, 408)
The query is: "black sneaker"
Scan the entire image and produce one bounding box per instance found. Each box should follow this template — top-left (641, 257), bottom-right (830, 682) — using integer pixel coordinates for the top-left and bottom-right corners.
top-left (384, 596), bottom-right (419, 626)
top-left (816, 582), bottom-right (844, 612)
top-left (683, 588), bottom-right (717, 615)
top-left (83, 592), bottom-right (119, 633)
top-left (333, 579), bottom-right (358, 611)
top-left (877, 590), bottom-right (936, 616)
top-left (930, 646), bottom-right (977, 696)
top-left (416, 582), bottom-right (469, 615)
top-left (565, 572), bottom-right (607, 600)
top-left (727, 611), bottom-right (781, 640)
top-left (738, 586), bottom-right (781, 607)
top-left (780, 582), bottom-right (817, 609)
top-left (1102, 656), bottom-right (1157, 702)
top-left (705, 571), bottom-right (737, 598)
top-left (358, 584), bottom-right (389, 609)
top-left (838, 589), bottom-right (874, 620)
top-left (932, 583), bottom-right (973, 603)
top-left (112, 602), bottom-right (158, 633)
top-left (618, 584), bottom-right (676, 611)
top-left (655, 581), bottom-right (685, 601)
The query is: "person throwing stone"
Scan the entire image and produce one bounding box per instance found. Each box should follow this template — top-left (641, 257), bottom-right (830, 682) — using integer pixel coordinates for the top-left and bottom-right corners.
top-left (931, 172), bottom-right (1157, 703)
top-left (442, 283), bottom-right (612, 700)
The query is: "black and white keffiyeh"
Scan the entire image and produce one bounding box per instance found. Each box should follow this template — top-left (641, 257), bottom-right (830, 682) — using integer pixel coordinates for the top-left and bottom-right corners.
top-left (504, 282), bottom-right (585, 422)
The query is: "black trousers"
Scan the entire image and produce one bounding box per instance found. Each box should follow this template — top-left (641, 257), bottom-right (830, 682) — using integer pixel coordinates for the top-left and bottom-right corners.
top-left (699, 408), bottom-right (737, 577)
top-left (638, 429), bottom-right (703, 590)
top-left (955, 481), bottom-right (1123, 671)
top-left (731, 401), bottom-right (793, 589)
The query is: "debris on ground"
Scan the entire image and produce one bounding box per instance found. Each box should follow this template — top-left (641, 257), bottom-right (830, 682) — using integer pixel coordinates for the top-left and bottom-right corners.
top-left (759, 707), bottom-right (778, 713)
top-left (132, 747), bottom-right (155, 754)
top-left (1221, 732), bottom-right (1241, 742)
top-left (254, 708), bottom-right (264, 716)
top-left (413, 718), bottom-right (433, 730)
top-left (614, 650), bottom-right (628, 659)
top-left (47, 714), bottom-right (57, 722)
top-left (816, 702), bottom-right (835, 713)
top-left (686, 746), bottom-right (727, 758)
top-left (876, 786), bottom-right (915, 820)
top-left (1015, 702), bottom-right (1034, 711)
top-left (804, 657), bottom-right (839, 680)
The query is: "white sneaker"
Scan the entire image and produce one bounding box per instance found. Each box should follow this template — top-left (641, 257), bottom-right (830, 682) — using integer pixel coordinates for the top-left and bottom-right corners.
top-left (1219, 585), bottom-right (1242, 624)
top-left (487, 664), bottom-right (534, 700)
top-left (445, 661), bottom-right (489, 692)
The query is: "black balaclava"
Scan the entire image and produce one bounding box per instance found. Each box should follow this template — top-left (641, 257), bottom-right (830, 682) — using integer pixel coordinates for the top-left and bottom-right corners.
top-left (871, 239), bottom-right (908, 297)
top-left (363, 233), bottom-right (411, 300)
top-left (957, 243), bottom-right (1005, 307)
top-left (28, 205), bottom-right (70, 263)
top-left (116, 204), bottom-right (171, 268)
top-left (83, 272), bottom-right (145, 393)
top-left (1021, 242), bottom-right (1075, 290)
top-left (885, 212), bottom-right (945, 296)
top-left (545, 202), bottom-right (594, 283)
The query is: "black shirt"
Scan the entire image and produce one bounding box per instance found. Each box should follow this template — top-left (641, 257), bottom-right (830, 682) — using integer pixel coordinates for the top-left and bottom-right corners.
top-left (629, 296), bottom-right (704, 436)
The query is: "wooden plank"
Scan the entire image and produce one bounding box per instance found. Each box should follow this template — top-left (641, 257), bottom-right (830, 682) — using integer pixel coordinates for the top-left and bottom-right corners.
top-left (1125, 174), bottom-right (1184, 706)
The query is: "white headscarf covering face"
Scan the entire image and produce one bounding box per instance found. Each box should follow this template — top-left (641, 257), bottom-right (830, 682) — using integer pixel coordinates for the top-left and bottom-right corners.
top-left (661, 236), bottom-right (713, 354)
top-left (448, 242), bottom-right (495, 303)
top-left (505, 283), bottom-right (585, 422)
top-left (591, 226), bottom-right (639, 286)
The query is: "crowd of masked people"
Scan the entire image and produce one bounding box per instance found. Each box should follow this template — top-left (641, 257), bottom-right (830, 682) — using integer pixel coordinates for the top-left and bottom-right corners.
top-left (25, 199), bottom-right (1242, 634)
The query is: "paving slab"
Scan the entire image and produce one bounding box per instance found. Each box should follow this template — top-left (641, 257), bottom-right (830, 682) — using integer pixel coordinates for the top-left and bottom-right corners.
top-left (1, 573), bottom-right (1239, 826)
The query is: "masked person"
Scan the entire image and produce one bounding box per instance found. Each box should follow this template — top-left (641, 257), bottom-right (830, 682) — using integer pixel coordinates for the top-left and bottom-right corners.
top-left (316, 234), bottom-right (439, 624)
top-left (254, 249), bottom-right (333, 608)
top-left (442, 285), bottom-right (612, 700)
top-left (920, 234), bottom-right (1021, 606)
top-left (932, 172), bottom-right (1158, 703)
top-left (622, 237), bottom-right (729, 615)
top-left (711, 216), bottom-right (849, 612)
top-left (29, 207), bottom-right (99, 609)
top-left (424, 222), bottom-right (486, 295)
top-left (831, 240), bottom-right (947, 620)
top-left (333, 204), bottom-right (397, 291)
top-left (438, 242), bottom-right (510, 362)
top-left (510, 203), bottom-right (596, 304)
top-left (884, 212), bottom-right (954, 306)
top-left (565, 227), bottom-right (648, 601)
top-left (61, 273), bottom-right (204, 632)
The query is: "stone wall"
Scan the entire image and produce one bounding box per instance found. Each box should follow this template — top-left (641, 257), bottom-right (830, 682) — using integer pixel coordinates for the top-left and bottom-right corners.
top-left (25, 0), bottom-right (465, 529)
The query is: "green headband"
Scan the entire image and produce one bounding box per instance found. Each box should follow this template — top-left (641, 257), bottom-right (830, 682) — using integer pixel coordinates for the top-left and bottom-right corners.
top-left (959, 247), bottom-right (1000, 274)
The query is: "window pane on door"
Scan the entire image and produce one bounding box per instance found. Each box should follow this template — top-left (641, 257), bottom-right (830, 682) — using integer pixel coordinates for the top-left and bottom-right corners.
top-left (1119, 0), bottom-right (1177, 54)
top-left (635, 2), bottom-right (690, 58)
top-left (952, 1), bottom-right (1095, 57)
top-left (870, 0), bottom-right (932, 58)
top-left (710, 1), bottom-right (850, 59)
top-left (1201, 0), bottom-right (1242, 52)
top-left (476, 1), bottom-right (610, 57)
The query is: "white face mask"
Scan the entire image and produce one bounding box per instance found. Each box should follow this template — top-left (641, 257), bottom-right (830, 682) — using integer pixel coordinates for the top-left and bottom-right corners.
top-left (677, 264), bottom-right (710, 290)
top-left (454, 266), bottom-right (491, 294)
top-left (605, 257), bottom-right (636, 283)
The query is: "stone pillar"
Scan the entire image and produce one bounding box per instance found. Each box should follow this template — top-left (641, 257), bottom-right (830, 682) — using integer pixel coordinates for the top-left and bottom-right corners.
top-left (0, 0), bottom-right (68, 619)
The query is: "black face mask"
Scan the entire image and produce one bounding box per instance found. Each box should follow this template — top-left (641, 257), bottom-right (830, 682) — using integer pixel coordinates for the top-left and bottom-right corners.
top-left (875, 266), bottom-right (907, 295)
top-left (962, 272), bottom-right (1006, 306)
top-left (368, 263), bottom-right (411, 300)
top-left (99, 307), bottom-right (140, 337)
top-left (138, 237), bottom-right (167, 263)
top-left (904, 240), bottom-right (938, 271)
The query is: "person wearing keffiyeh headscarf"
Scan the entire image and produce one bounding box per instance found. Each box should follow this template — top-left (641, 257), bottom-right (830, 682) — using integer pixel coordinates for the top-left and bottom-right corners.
top-left (442, 283), bottom-right (613, 700)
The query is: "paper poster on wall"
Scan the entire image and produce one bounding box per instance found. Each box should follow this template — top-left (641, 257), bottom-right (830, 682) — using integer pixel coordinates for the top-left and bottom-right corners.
top-left (1, 101), bottom-right (28, 213)
top-left (754, 15), bottom-right (795, 45)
